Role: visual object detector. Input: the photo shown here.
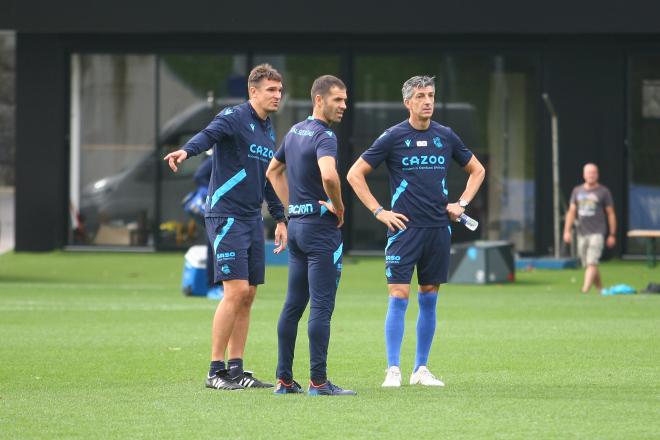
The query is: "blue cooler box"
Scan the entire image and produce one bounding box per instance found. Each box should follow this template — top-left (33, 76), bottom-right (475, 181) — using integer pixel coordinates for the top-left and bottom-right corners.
top-left (182, 245), bottom-right (209, 296)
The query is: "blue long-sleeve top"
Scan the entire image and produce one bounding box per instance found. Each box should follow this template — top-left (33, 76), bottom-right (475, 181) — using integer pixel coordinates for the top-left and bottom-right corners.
top-left (182, 101), bottom-right (285, 222)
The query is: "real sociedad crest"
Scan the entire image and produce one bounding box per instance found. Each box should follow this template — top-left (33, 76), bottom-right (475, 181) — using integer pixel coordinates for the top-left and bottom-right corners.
top-left (433, 136), bottom-right (443, 148)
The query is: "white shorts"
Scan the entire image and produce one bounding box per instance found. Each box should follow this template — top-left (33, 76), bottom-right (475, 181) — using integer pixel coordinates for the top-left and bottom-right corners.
top-left (577, 233), bottom-right (604, 266)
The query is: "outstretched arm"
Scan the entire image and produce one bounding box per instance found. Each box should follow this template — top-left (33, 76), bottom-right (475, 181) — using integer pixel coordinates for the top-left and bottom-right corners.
top-left (347, 157), bottom-right (408, 232)
top-left (163, 112), bottom-right (231, 172)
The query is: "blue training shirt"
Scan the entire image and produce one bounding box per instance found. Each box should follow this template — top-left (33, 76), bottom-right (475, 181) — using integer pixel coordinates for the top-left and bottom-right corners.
top-left (274, 116), bottom-right (339, 225)
top-left (182, 102), bottom-right (285, 222)
top-left (361, 120), bottom-right (473, 227)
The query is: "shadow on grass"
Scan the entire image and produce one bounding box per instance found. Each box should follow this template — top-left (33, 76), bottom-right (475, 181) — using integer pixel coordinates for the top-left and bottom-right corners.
top-left (451, 279), bottom-right (549, 287)
top-left (0, 275), bottom-right (74, 284)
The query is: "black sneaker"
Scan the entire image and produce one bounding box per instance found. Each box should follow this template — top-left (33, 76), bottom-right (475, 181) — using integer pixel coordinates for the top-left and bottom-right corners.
top-left (230, 370), bottom-right (274, 388)
top-left (205, 371), bottom-right (244, 391)
top-left (273, 379), bottom-right (304, 395)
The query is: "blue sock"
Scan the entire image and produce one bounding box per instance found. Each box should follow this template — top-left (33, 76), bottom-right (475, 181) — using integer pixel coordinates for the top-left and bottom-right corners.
top-left (415, 292), bottom-right (438, 372)
top-left (385, 296), bottom-right (408, 367)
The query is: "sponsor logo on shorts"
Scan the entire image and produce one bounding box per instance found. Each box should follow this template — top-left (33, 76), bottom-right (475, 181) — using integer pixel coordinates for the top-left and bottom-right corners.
top-left (386, 255), bottom-right (402, 264)
top-left (386, 267), bottom-right (392, 278)
top-left (217, 251), bottom-right (236, 262)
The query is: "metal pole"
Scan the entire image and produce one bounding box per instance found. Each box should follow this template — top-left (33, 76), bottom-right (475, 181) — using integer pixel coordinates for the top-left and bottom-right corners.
top-left (542, 93), bottom-right (561, 258)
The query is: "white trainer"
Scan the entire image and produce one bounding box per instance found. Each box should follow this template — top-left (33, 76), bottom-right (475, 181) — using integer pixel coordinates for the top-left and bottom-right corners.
top-left (409, 366), bottom-right (445, 386)
top-left (381, 366), bottom-right (402, 387)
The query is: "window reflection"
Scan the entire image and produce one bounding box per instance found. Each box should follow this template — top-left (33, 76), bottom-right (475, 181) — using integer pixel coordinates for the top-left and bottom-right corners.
top-left (627, 55), bottom-right (660, 253)
top-left (157, 54), bottom-right (247, 249)
top-left (72, 54), bottom-right (156, 246)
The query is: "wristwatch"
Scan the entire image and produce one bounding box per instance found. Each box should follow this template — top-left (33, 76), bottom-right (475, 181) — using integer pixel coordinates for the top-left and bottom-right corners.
top-left (458, 199), bottom-right (469, 208)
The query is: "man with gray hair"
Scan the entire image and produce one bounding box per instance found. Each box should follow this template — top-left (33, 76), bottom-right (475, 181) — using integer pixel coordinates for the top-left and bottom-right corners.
top-left (347, 75), bottom-right (485, 388)
top-left (563, 163), bottom-right (616, 293)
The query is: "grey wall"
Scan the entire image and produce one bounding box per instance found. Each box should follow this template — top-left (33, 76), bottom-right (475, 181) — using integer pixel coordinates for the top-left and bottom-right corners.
top-left (0, 31), bottom-right (15, 186)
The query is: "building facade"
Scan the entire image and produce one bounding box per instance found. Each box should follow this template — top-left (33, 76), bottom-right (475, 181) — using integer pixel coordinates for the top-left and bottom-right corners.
top-left (3, 0), bottom-right (660, 254)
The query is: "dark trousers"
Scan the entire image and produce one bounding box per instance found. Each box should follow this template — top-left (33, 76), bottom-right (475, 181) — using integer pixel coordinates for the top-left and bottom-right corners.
top-left (276, 220), bottom-right (342, 382)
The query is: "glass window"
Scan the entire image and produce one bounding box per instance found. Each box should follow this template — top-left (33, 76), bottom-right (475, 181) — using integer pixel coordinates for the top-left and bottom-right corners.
top-left (627, 55), bottom-right (660, 253)
top-left (157, 54), bottom-right (247, 249)
top-left (447, 55), bottom-right (537, 252)
top-left (70, 54), bottom-right (156, 247)
top-left (253, 55), bottom-right (342, 143)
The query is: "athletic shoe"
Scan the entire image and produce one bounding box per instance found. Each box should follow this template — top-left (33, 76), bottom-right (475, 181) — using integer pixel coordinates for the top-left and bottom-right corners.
top-left (273, 379), bottom-right (304, 395)
top-left (409, 366), bottom-right (445, 387)
top-left (308, 380), bottom-right (357, 396)
top-left (382, 366), bottom-right (402, 387)
top-left (205, 371), bottom-right (244, 391)
top-left (230, 370), bottom-right (274, 388)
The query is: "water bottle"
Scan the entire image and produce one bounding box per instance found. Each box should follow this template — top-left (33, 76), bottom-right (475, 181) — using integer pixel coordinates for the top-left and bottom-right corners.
top-left (457, 213), bottom-right (479, 231)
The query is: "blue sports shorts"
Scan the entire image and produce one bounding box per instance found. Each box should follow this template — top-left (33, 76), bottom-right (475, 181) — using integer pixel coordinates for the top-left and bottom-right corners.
top-left (384, 226), bottom-right (451, 285)
top-left (205, 216), bottom-right (265, 285)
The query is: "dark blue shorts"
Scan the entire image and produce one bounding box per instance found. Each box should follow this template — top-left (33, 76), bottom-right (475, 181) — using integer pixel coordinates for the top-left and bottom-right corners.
top-left (205, 216), bottom-right (265, 285)
top-left (384, 226), bottom-right (451, 285)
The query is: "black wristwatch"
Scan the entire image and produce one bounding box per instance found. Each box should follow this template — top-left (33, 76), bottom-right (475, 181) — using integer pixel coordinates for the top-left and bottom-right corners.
top-left (458, 199), bottom-right (469, 208)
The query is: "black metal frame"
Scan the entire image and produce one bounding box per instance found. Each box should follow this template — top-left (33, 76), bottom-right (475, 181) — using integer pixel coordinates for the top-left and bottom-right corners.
top-left (16, 31), bottom-right (660, 254)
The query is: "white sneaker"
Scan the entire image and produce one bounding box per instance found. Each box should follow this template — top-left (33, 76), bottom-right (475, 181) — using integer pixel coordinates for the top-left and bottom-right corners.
top-left (409, 366), bottom-right (445, 386)
top-left (381, 366), bottom-right (402, 387)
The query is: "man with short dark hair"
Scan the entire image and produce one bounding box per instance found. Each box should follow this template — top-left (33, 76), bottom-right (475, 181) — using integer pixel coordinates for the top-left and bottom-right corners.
top-left (563, 163), bottom-right (616, 293)
top-left (164, 64), bottom-right (288, 390)
top-left (266, 75), bottom-right (356, 396)
top-left (347, 75), bottom-right (485, 388)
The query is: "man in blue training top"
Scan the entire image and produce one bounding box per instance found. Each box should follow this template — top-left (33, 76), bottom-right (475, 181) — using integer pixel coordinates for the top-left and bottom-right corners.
top-left (164, 64), bottom-right (288, 391)
top-left (347, 75), bottom-right (485, 388)
top-left (266, 75), bottom-right (356, 396)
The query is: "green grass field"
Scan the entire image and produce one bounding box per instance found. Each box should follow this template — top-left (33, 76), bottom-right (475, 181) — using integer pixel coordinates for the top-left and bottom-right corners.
top-left (0, 252), bottom-right (659, 439)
